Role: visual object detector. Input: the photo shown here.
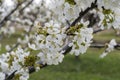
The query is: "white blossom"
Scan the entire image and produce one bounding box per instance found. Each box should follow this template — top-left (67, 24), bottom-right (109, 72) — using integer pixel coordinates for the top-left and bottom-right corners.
top-left (70, 27), bottom-right (93, 56)
top-left (28, 43), bottom-right (37, 50)
top-left (5, 45), bottom-right (11, 51)
top-left (0, 72), bottom-right (5, 80)
top-left (100, 39), bottom-right (117, 58)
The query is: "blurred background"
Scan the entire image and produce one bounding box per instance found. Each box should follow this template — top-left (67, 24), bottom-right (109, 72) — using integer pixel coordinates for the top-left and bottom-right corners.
top-left (0, 0), bottom-right (120, 80)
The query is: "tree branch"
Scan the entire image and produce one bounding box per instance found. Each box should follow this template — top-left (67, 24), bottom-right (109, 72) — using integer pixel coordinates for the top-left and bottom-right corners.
top-left (90, 43), bottom-right (120, 50)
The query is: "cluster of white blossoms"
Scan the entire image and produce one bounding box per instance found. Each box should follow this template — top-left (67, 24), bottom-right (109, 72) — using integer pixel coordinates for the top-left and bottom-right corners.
top-left (69, 21), bottom-right (93, 56)
top-left (112, 8), bottom-right (120, 29)
top-left (27, 20), bottom-right (93, 65)
top-left (0, 47), bottom-right (31, 80)
top-left (98, 7), bottom-right (120, 30)
top-left (100, 39), bottom-right (117, 58)
top-left (97, 0), bottom-right (120, 30)
top-left (0, 0), bottom-right (120, 80)
top-left (28, 20), bottom-right (66, 65)
top-left (69, 28), bottom-right (93, 56)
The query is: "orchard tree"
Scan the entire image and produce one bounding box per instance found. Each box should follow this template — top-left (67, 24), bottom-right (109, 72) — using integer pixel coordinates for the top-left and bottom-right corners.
top-left (0, 0), bottom-right (120, 80)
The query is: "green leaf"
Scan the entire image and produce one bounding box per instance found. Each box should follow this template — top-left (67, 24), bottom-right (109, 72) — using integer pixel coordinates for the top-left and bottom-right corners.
top-left (65, 0), bottom-right (76, 5)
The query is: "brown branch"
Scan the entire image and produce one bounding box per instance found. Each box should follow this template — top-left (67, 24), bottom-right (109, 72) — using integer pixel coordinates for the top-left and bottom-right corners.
top-left (5, 70), bottom-right (17, 80)
top-left (90, 43), bottom-right (120, 50)
top-left (93, 28), bottom-right (103, 34)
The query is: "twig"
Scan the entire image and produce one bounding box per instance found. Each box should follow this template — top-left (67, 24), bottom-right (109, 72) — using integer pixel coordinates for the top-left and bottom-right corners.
top-left (90, 43), bottom-right (120, 50)
top-left (8, 42), bottom-right (20, 52)
top-left (5, 70), bottom-right (17, 80)
top-left (93, 28), bottom-right (103, 34)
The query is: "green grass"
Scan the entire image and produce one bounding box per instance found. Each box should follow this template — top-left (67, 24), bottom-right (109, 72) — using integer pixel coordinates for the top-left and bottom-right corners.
top-left (0, 33), bottom-right (21, 53)
top-left (29, 49), bottom-right (120, 80)
top-left (94, 29), bottom-right (120, 42)
top-left (1, 29), bottom-right (120, 80)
